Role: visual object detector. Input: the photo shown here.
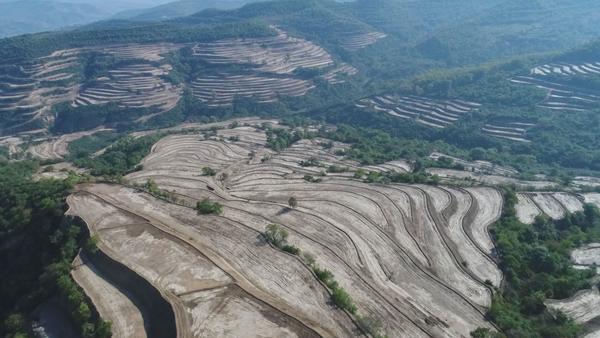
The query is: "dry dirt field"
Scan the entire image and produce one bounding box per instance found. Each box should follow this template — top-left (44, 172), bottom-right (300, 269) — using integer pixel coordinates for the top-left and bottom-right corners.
top-left (546, 287), bottom-right (600, 338)
top-left (515, 192), bottom-right (584, 224)
top-left (355, 95), bottom-right (480, 129)
top-left (67, 123), bottom-right (504, 337)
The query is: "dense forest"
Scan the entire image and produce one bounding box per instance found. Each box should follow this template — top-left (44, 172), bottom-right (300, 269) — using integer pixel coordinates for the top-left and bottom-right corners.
top-left (0, 161), bottom-right (110, 338)
top-left (480, 189), bottom-right (600, 337)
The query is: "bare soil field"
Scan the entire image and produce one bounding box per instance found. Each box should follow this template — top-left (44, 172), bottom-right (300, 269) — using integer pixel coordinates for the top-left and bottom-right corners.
top-left (429, 152), bottom-right (518, 176)
top-left (340, 31), bottom-right (387, 51)
top-left (192, 27), bottom-right (333, 74)
top-left (572, 243), bottom-right (600, 267)
top-left (425, 168), bottom-right (557, 189)
top-left (584, 194), bottom-right (600, 208)
top-left (73, 64), bottom-right (181, 115)
top-left (321, 64), bottom-right (359, 84)
top-left (515, 192), bottom-right (583, 224)
top-left (531, 62), bottom-right (600, 77)
top-left (66, 124), bottom-right (507, 337)
top-left (546, 287), bottom-right (600, 337)
top-left (191, 75), bottom-right (314, 106)
top-left (71, 254), bottom-right (147, 338)
top-left (481, 121), bottom-right (534, 143)
top-left (573, 176), bottom-right (600, 188)
top-left (355, 95), bottom-right (480, 129)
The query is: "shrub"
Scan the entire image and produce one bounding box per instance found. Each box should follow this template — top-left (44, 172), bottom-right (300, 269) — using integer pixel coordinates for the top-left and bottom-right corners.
top-left (313, 267), bottom-right (334, 284)
top-left (327, 165), bottom-right (349, 173)
top-left (303, 174), bottom-right (322, 183)
top-left (302, 252), bottom-right (316, 266)
top-left (264, 224), bottom-right (289, 248)
top-left (202, 167), bottom-right (217, 176)
top-left (196, 198), bottom-right (223, 215)
top-left (282, 244), bottom-right (301, 255)
top-left (299, 157), bottom-right (320, 167)
top-left (331, 287), bottom-right (357, 314)
top-left (354, 168), bottom-right (366, 179)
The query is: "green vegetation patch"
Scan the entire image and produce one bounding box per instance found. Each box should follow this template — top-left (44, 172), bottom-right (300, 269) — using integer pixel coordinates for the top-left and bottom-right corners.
top-left (74, 134), bottom-right (164, 177)
top-left (479, 189), bottom-right (600, 337)
top-left (0, 160), bottom-right (110, 338)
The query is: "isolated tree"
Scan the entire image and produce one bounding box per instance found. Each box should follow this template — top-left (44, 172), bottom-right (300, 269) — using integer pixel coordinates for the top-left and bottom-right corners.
top-left (202, 167), bottom-right (216, 176)
top-left (265, 224), bottom-right (288, 248)
top-left (288, 196), bottom-right (298, 209)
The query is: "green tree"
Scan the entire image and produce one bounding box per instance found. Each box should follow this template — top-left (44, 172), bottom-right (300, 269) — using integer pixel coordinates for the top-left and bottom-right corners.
top-left (288, 197), bottom-right (298, 209)
top-left (264, 224), bottom-right (288, 248)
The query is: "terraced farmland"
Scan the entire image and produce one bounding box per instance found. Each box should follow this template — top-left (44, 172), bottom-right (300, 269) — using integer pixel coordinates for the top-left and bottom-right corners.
top-left (67, 124), bottom-right (504, 337)
top-left (356, 95), bottom-right (480, 128)
top-left (73, 63), bottom-right (181, 114)
top-left (481, 121), bottom-right (534, 142)
top-left (191, 75), bottom-right (314, 106)
top-left (89, 43), bottom-right (183, 62)
top-left (188, 27), bottom-right (344, 105)
top-left (0, 28), bottom-right (349, 133)
top-left (191, 28), bottom-right (333, 74)
top-left (531, 62), bottom-right (600, 76)
top-left (0, 51), bottom-right (80, 133)
top-left (429, 152), bottom-right (518, 176)
top-left (546, 287), bottom-right (600, 338)
top-left (515, 192), bottom-right (583, 224)
top-left (340, 31), bottom-right (387, 51)
top-left (511, 75), bottom-right (600, 112)
top-left (321, 64), bottom-right (358, 85)
top-left (546, 242), bottom-right (600, 338)
top-left (26, 128), bottom-right (113, 160)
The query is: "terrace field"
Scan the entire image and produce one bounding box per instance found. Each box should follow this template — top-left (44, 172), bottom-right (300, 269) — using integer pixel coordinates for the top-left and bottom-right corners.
top-left (63, 123), bottom-right (507, 337)
top-left (6, 1), bottom-right (600, 337)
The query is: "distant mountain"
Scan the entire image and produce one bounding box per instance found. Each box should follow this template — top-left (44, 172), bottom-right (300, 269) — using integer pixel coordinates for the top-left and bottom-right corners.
top-left (113, 0), bottom-right (256, 21)
top-left (0, 0), bottom-right (176, 38)
top-left (0, 0), bottom-right (109, 37)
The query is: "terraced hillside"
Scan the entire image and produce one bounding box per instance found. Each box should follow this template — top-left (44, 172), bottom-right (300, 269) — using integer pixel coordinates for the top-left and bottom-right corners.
top-left (355, 95), bottom-right (480, 128)
top-left (546, 287), bottom-right (600, 338)
top-left (339, 31), bottom-right (387, 51)
top-left (545, 242), bottom-right (600, 337)
top-left (188, 27), bottom-right (344, 106)
top-left (74, 63), bottom-right (181, 115)
top-left (511, 72), bottom-right (600, 112)
top-left (0, 51), bottom-right (80, 134)
top-left (67, 124), bottom-right (504, 337)
top-left (191, 75), bottom-right (314, 106)
top-left (515, 192), bottom-right (584, 224)
top-left (532, 62), bottom-right (600, 76)
top-left (0, 24), bottom-right (367, 132)
top-left (481, 121), bottom-right (534, 143)
top-left (192, 27), bottom-right (333, 74)
top-left (425, 153), bottom-right (558, 189)
top-left (321, 64), bottom-right (359, 85)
